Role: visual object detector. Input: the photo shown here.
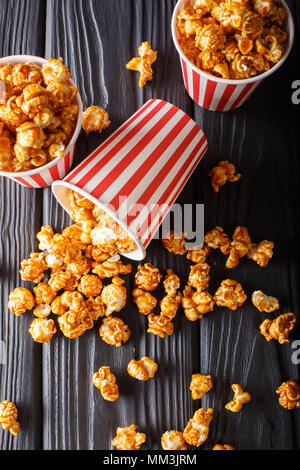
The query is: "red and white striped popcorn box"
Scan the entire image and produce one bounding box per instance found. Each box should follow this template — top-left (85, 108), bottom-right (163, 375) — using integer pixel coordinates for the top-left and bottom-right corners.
top-left (171, 0), bottom-right (294, 112)
top-left (52, 99), bottom-right (208, 260)
top-left (0, 55), bottom-right (83, 188)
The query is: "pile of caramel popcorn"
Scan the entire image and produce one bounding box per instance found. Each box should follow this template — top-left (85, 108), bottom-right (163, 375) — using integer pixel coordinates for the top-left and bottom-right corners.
top-left (177, 0), bottom-right (288, 79)
top-left (0, 58), bottom-right (79, 172)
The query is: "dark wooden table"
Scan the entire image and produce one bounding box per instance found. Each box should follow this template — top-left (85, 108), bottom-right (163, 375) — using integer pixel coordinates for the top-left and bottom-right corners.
top-left (0, 0), bottom-right (299, 451)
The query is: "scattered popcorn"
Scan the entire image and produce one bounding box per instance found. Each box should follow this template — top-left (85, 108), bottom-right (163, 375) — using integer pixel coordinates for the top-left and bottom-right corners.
top-left (147, 314), bottom-right (174, 339)
top-left (161, 431), bottom-right (187, 450)
top-left (33, 281), bottom-right (56, 305)
top-left (112, 425), bottom-right (146, 450)
top-left (183, 408), bottom-right (213, 447)
top-left (213, 444), bottom-right (235, 450)
top-left (226, 226), bottom-right (252, 269)
top-left (20, 252), bottom-right (47, 283)
top-left (182, 286), bottom-right (215, 320)
top-left (33, 303), bottom-right (51, 319)
top-left (163, 269), bottom-right (180, 296)
top-left (0, 400), bottom-right (20, 436)
top-left (190, 374), bottom-right (213, 400)
top-left (135, 263), bottom-right (162, 291)
top-left (101, 277), bottom-right (127, 316)
top-left (126, 41), bottom-right (157, 87)
top-left (82, 106), bottom-right (110, 133)
top-left (160, 292), bottom-right (182, 320)
top-left (187, 244), bottom-right (210, 264)
top-left (210, 161), bottom-right (242, 193)
top-left (204, 226), bottom-right (231, 254)
top-left (78, 274), bottom-right (103, 297)
top-left (225, 384), bottom-right (251, 412)
top-left (92, 366), bottom-right (119, 402)
top-left (132, 288), bottom-right (157, 315)
top-left (188, 262), bottom-right (210, 292)
top-left (127, 357), bottom-right (158, 381)
top-left (28, 318), bottom-right (57, 343)
top-left (8, 287), bottom-right (35, 316)
top-left (58, 293), bottom-right (94, 339)
top-left (247, 240), bottom-right (274, 267)
top-left (162, 231), bottom-right (187, 255)
top-left (99, 316), bottom-right (131, 347)
top-left (214, 279), bottom-right (247, 310)
top-left (251, 290), bottom-right (279, 313)
top-left (276, 380), bottom-right (300, 410)
top-left (260, 313), bottom-right (296, 344)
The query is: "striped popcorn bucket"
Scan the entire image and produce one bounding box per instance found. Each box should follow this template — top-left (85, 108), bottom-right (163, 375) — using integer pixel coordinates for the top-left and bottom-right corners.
top-left (0, 55), bottom-right (83, 188)
top-left (171, 0), bottom-right (294, 112)
top-left (52, 99), bottom-right (208, 260)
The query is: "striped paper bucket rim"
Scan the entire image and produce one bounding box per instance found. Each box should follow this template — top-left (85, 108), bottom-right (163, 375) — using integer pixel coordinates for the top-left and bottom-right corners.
top-left (171, 0), bottom-right (295, 86)
top-left (0, 55), bottom-right (83, 178)
top-left (52, 180), bottom-right (147, 261)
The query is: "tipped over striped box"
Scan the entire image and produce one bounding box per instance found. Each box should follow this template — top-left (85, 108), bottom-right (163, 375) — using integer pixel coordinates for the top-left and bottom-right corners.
top-left (52, 99), bottom-right (208, 260)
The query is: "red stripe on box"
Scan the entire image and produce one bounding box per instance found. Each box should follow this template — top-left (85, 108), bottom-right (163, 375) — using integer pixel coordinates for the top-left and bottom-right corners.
top-left (229, 83), bottom-right (254, 110)
top-left (49, 162), bottom-right (60, 182)
top-left (192, 70), bottom-right (200, 104)
top-left (64, 99), bottom-right (156, 183)
top-left (216, 84), bottom-right (237, 112)
top-left (110, 113), bottom-right (191, 210)
top-left (203, 79), bottom-right (217, 110)
top-left (181, 59), bottom-right (189, 93)
top-left (64, 150), bottom-right (71, 173)
top-left (30, 173), bottom-right (47, 187)
top-left (13, 177), bottom-right (34, 188)
top-left (88, 101), bottom-right (171, 197)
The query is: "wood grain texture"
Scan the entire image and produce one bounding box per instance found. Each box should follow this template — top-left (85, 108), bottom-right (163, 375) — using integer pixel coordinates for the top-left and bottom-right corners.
top-left (1, 0), bottom-right (300, 450)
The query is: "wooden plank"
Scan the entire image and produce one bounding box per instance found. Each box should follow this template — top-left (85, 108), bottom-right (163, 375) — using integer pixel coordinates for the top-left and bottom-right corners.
top-left (0, 0), bottom-right (46, 450)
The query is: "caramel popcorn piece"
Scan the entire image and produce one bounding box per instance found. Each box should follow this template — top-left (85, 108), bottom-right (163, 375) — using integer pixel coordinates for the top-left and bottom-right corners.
top-left (58, 293), bottom-right (94, 339)
top-left (213, 444), bottom-right (235, 450)
top-left (127, 357), bottom-right (158, 381)
top-left (99, 316), bottom-right (130, 347)
top-left (161, 431), bottom-right (187, 450)
top-left (85, 296), bottom-right (106, 320)
top-left (226, 226), bottom-right (252, 269)
top-left (260, 313), bottom-right (296, 344)
top-left (36, 225), bottom-right (54, 251)
top-left (182, 286), bottom-right (215, 320)
top-left (28, 318), bottom-right (57, 343)
top-left (0, 400), bottom-right (20, 436)
top-left (247, 240), bottom-right (274, 267)
top-left (147, 314), bottom-right (174, 339)
top-left (204, 226), bottom-right (231, 255)
top-left (187, 244), bottom-right (211, 264)
top-left (33, 281), bottom-right (56, 305)
top-left (112, 425), bottom-right (146, 450)
top-left (92, 260), bottom-right (132, 279)
top-left (51, 295), bottom-right (68, 316)
top-left (160, 292), bottom-right (182, 320)
top-left (126, 41), bottom-right (157, 87)
top-left (33, 303), bottom-right (51, 319)
top-left (48, 270), bottom-right (72, 292)
top-left (92, 366), bottom-right (119, 402)
top-left (162, 231), bottom-right (187, 255)
top-left (8, 287), bottom-right (35, 316)
top-left (251, 290), bottom-right (279, 313)
top-left (183, 408), bottom-right (214, 447)
top-left (132, 288), bottom-right (157, 315)
top-left (276, 381), bottom-right (300, 410)
top-left (225, 384), bottom-right (251, 412)
top-left (190, 374), bottom-right (213, 400)
top-left (163, 269), bottom-right (180, 295)
top-left (188, 263), bottom-right (210, 292)
top-left (20, 252), bottom-right (47, 283)
top-left (78, 274), bottom-right (103, 297)
top-left (41, 58), bottom-right (71, 84)
top-left (82, 106), bottom-right (110, 133)
top-left (214, 279), bottom-right (247, 310)
top-left (101, 277), bottom-right (127, 316)
top-left (135, 263), bottom-right (162, 291)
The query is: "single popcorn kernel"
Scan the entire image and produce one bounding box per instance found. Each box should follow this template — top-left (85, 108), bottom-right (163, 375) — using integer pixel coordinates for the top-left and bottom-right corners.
top-left (225, 384), bottom-right (251, 412)
top-left (28, 318), bottom-right (57, 343)
top-left (92, 260), bottom-right (132, 279)
top-left (147, 314), bottom-right (174, 339)
top-left (190, 374), bottom-right (213, 400)
top-left (58, 303), bottom-right (93, 339)
top-left (82, 106), bottom-right (110, 133)
top-left (0, 400), bottom-right (20, 436)
top-left (8, 287), bottom-right (35, 316)
top-left (33, 303), bottom-right (51, 319)
top-left (213, 444), bottom-right (235, 450)
top-left (188, 263), bottom-right (210, 292)
top-left (92, 366), bottom-right (119, 402)
top-left (99, 316), bottom-right (131, 347)
top-left (163, 269), bottom-right (180, 296)
top-left (160, 292), bottom-right (182, 320)
top-left (85, 296), bottom-right (106, 320)
top-left (276, 380), bottom-right (300, 410)
top-left (183, 408), bottom-right (214, 447)
top-left (16, 121), bottom-right (46, 149)
top-left (226, 226), bottom-right (252, 269)
top-left (182, 286), bottom-right (215, 321)
top-left (41, 57), bottom-right (71, 84)
top-left (132, 288), bottom-right (157, 315)
top-left (51, 296), bottom-right (68, 316)
top-left (48, 270), bottom-right (72, 292)
top-left (161, 430), bottom-right (187, 450)
top-left (20, 252), bottom-right (47, 283)
top-left (33, 281), bottom-right (56, 305)
top-left (36, 225), bottom-right (54, 251)
top-left (112, 425), bottom-right (146, 450)
top-left (260, 313), bottom-right (296, 344)
top-left (78, 274), bottom-right (103, 297)
top-left (204, 226), bottom-right (231, 255)
top-left (247, 240), bottom-right (274, 267)
top-left (101, 277), bottom-right (127, 316)
top-left (162, 231), bottom-right (187, 255)
top-left (214, 279), bottom-right (247, 310)
top-left (135, 263), bottom-right (162, 291)
top-left (251, 290), bottom-right (279, 313)
top-left (126, 41), bottom-right (157, 87)
top-left (127, 357), bottom-right (158, 381)
top-left (187, 244), bottom-right (211, 264)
